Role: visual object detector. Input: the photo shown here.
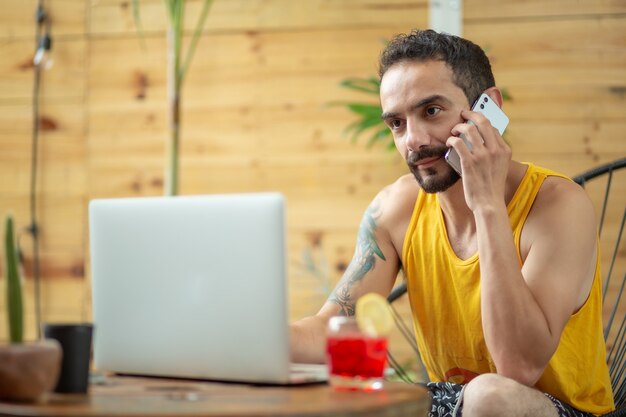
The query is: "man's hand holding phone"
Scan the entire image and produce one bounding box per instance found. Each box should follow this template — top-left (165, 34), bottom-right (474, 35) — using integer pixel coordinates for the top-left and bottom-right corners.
top-left (445, 93), bottom-right (509, 175)
top-left (446, 92), bottom-right (512, 212)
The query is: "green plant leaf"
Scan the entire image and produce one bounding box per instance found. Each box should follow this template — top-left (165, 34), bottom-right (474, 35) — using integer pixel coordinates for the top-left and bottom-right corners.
top-left (366, 126), bottom-right (392, 148)
top-left (334, 74), bottom-right (393, 150)
top-left (180, 0), bottom-right (214, 83)
top-left (345, 103), bottom-right (381, 117)
top-left (337, 100), bottom-right (391, 147)
top-left (166, 0), bottom-right (184, 89)
top-left (339, 77), bottom-right (380, 95)
top-left (345, 116), bottom-right (384, 143)
top-left (4, 215), bottom-right (23, 344)
top-left (164, 0), bottom-right (178, 21)
top-left (131, 0), bottom-right (147, 49)
top-left (500, 87), bottom-right (513, 102)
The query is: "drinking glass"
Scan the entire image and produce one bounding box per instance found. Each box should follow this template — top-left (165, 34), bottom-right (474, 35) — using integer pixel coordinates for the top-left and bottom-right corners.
top-left (326, 316), bottom-right (388, 391)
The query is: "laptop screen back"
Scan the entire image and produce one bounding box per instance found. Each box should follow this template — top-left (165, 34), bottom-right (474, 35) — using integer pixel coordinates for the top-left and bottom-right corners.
top-left (89, 193), bottom-right (291, 383)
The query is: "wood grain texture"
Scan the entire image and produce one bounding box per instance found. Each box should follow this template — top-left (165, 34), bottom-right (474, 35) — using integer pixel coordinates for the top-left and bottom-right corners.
top-left (0, 39), bottom-right (86, 103)
top-left (89, 0), bottom-right (429, 35)
top-left (464, 0), bottom-right (626, 19)
top-left (0, 0), bottom-right (87, 39)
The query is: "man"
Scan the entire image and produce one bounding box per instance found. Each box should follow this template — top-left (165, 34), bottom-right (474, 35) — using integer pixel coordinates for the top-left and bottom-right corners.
top-left (290, 29), bottom-right (614, 416)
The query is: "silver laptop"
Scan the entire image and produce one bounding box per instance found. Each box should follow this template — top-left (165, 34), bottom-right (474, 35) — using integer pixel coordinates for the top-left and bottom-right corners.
top-left (89, 192), bottom-right (327, 385)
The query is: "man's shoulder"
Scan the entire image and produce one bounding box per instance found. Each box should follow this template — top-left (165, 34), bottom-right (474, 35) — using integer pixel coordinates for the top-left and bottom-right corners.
top-left (380, 174), bottom-right (420, 207)
top-left (528, 171), bottom-right (595, 231)
top-left (393, 173), bottom-right (421, 192)
top-left (516, 162), bottom-right (589, 211)
top-left (373, 174), bottom-right (420, 229)
top-left (537, 174), bottom-right (589, 207)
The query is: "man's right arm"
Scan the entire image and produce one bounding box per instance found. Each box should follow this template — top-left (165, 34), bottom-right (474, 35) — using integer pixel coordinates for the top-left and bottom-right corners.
top-left (290, 188), bottom-right (401, 363)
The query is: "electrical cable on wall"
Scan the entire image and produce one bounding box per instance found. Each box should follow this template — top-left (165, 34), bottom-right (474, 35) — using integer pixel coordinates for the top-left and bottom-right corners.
top-left (29, 0), bottom-right (53, 340)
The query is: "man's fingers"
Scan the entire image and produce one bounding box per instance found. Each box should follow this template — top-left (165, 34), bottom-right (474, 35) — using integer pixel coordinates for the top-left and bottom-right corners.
top-left (451, 120), bottom-right (484, 151)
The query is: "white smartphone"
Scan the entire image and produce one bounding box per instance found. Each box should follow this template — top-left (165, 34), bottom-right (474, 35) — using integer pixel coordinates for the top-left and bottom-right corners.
top-left (444, 93), bottom-right (509, 175)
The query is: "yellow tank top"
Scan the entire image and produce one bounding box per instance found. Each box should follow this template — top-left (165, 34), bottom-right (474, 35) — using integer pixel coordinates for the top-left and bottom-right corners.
top-left (402, 163), bottom-right (614, 414)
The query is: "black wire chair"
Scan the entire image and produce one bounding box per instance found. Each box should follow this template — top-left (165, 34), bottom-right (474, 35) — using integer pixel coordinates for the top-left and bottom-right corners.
top-left (386, 157), bottom-right (626, 415)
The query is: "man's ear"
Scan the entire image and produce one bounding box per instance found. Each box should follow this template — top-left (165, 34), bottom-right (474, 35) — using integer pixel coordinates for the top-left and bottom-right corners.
top-left (484, 87), bottom-right (504, 108)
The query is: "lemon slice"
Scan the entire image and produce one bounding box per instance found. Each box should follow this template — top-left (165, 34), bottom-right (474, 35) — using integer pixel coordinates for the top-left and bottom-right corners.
top-left (355, 292), bottom-right (394, 337)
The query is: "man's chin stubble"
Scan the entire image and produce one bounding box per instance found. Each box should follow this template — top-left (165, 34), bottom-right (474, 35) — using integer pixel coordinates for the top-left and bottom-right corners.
top-left (410, 165), bottom-right (460, 193)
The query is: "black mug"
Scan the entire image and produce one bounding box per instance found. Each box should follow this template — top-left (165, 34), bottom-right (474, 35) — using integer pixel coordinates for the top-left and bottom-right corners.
top-left (43, 323), bottom-right (93, 394)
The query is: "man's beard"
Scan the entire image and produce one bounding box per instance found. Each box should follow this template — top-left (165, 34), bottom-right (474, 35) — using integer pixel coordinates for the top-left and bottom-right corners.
top-left (407, 145), bottom-right (460, 193)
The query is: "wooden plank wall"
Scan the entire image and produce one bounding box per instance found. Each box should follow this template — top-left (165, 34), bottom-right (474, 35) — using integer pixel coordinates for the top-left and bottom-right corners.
top-left (0, 0), bottom-right (625, 370)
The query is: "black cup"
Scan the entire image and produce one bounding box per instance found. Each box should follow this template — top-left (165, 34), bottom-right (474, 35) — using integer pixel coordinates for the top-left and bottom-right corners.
top-left (43, 323), bottom-right (93, 394)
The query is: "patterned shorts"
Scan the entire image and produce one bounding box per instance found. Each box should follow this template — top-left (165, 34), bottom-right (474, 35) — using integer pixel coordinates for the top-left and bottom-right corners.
top-left (425, 382), bottom-right (595, 417)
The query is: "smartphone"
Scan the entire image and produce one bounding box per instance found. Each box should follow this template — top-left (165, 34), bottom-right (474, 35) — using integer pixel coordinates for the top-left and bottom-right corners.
top-left (444, 93), bottom-right (509, 175)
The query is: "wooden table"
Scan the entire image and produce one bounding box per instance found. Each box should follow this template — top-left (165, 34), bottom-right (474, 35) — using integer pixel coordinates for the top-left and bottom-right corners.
top-left (0, 375), bottom-right (431, 416)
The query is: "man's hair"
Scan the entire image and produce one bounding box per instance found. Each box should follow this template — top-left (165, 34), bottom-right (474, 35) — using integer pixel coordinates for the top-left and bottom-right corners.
top-left (378, 29), bottom-right (495, 106)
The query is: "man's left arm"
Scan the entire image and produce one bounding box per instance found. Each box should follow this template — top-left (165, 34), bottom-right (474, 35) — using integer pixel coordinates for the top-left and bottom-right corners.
top-left (475, 178), bottom-right (597, 386)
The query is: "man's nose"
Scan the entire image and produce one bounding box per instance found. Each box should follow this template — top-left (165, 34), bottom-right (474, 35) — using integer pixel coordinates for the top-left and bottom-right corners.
top-left (405, 122), bottom-right (431, 152)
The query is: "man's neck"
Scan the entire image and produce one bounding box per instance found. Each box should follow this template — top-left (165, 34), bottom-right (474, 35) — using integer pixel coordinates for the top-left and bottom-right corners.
top-left (438, 180), bottom-right (476, 237)
top-left (437, 161), bottom-right (528, 233)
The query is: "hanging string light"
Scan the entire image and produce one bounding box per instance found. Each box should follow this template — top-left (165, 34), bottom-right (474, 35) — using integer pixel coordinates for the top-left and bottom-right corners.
top-left (29, 0), bottom-right (53, 339)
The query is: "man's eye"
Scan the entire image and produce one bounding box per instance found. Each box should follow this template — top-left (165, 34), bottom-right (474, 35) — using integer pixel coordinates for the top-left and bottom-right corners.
top-left (390, 119), bottom-right (403, 129)
top-left (426, 107), bottom-right (441, 116)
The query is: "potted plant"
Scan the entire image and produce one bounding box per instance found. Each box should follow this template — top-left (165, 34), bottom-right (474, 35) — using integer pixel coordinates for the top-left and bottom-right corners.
top-left (0, 214), bottom-right (61, 402)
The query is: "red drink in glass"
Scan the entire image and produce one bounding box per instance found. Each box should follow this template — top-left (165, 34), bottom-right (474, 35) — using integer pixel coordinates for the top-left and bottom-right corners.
top-left (326, 317), bottom-right (388, 391)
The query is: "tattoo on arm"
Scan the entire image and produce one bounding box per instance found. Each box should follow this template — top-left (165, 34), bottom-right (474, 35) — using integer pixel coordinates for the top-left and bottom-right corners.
top-left (332, 286), bottom-right (355, 316)
top-left (329, 198), bottom-right (387, 315)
